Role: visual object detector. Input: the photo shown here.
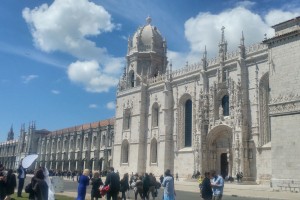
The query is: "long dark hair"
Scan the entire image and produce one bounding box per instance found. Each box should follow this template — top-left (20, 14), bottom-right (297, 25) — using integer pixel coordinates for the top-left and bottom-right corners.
top-left (122, 173), bottom-right (129, 181)
top-left (7, 169), bottom-right (13, 177)
top-left (35, 169), bottom-right (45, 179)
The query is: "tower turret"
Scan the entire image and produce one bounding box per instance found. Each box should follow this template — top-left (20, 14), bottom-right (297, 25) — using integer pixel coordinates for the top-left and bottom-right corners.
top-left (124, 16), bottom-right (167, 89)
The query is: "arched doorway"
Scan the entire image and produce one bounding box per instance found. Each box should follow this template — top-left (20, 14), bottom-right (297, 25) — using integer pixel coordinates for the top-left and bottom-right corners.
top-left (207, 125), bottom-right (233, 177)
top-left (220, 153), bottom-right (228, 178)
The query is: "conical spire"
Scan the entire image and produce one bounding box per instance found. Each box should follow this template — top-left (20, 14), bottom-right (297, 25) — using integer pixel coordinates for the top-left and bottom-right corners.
top-left (7, 124), bottom-right (14, 141)
top-left (219, 26), bottom-right (227, 62)
top-left (202, 46), bottom-right (207, 71)
top-left (239, 31), bottom-right (246, 59)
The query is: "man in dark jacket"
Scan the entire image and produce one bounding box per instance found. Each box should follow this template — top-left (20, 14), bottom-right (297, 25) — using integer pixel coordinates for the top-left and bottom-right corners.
top-left (17, 164), bottom-right (26, 197)
top-left (201, 172), bottom-right (213, 200)
top-left (105, 167), bottom-right (120, 200)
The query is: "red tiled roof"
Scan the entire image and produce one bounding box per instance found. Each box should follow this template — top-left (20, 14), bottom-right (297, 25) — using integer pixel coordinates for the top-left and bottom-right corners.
top-left (44, 118), bottom-right (115, 137)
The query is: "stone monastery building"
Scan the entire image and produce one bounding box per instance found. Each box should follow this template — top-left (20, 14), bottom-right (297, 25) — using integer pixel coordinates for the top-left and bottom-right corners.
top-left (1, 16), bottom-right (300, 189)
top-left (113, 16), bottom-right (300, 187)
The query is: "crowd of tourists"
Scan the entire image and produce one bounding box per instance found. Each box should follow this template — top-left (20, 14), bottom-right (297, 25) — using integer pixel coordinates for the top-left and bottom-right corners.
top-left (75, 167), bottom-right (173, 200)
top-left (0, 160), bottom-right (225, 200)
top-left (0, 163), bottom-right (55, 200)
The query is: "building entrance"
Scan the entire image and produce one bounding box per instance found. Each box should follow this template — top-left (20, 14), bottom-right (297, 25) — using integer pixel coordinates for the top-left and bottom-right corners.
top-left (220, 153), bottom-right (228, 178)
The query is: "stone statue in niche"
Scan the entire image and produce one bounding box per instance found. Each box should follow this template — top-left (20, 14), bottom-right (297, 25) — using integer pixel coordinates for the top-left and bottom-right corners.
top-left (219, 105), bottom-right (224, 119)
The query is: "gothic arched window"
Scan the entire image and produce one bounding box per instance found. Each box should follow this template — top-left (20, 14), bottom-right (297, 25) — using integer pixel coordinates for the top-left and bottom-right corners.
top-left (57, 140), bottom-right (60, 151)
top-left (70, 139), bottom-right (74, 150)
top-left (222, 95), bottom-right (229, 116)
top-left (185, 99), bottom-right (192, 147)
top-left (77, 138), bottom-right (80, 149)
top-left (121, 140), bottom-right (129, 164)
top-left (130, 71), bottom-right (135, 87)
top-left (64, 140), bottom-right (68, 151)
top-left (259, 73), bottom-right (270, 146)
top-left (150, 138), bottom-right (158, 163)
top-left (93, 136), bottom-right (97, 147)
top-left (123, 109), bottom-right (131, 130)
top-left (152, 103), bottom-right (159, 127)
top-left (102, 135), bottom-right (106, 146)
top-left (84, 137), bottom-right (88, 149)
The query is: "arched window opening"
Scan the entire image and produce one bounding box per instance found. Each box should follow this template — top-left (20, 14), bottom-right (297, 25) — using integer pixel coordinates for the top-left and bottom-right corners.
top-left (77, 138), bottom-right (80, 149)
top-left (152, 103), bottom-right (159, 127)
top-left (121, 140), bottom-right (129, 164)
top-left (150, 138), bottom-right (158, 163)
top-left (102, 135), bottom-right (106, 146)
top-left (123, 109), bottom-right (131, 130)
top-left (185, 99), bottom-right (192, 147)
top-left (259, 73), bottom-right (270, 146)
top-left (222, 95), bottom-right (229, 116)
top-left (93, 136), bottom-right (97, 147)
top-left (130, 72), bottom-right (135, 87)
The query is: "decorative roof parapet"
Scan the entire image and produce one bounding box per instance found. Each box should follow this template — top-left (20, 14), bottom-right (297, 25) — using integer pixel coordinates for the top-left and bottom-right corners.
top-left (245, 43), bottom-right (267, 54)
top-left (171, 62), bottom-right (202, 78)
top-left (148, 74), bottom-right (165, 84)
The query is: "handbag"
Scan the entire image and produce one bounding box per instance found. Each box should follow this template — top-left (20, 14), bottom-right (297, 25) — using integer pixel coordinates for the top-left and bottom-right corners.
top-left (100, 185), bottom-right (110, 196)
top-left (25, 183), bottom-right (33, 193)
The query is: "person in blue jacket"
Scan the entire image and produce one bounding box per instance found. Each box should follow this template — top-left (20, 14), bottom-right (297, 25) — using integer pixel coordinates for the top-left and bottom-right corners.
top-left (76, 169), bottom-right (90, 200)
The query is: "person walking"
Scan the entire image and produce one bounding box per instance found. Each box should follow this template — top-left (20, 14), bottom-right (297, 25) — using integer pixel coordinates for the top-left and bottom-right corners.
top-left (201, 172), bottom-right (212, 200)
top-left (162, 169), bottom-right (176, 200)
top-left (175, 173), bottom-right (179, 181)
top-left (91, 171), bottom-right (103, 200)
top-left (76, 169), bottom-right (90, 200)
top-left (120, 173), bottom-right (129, 200)
top-left (104, 167), bottom-right (120, 200)
top-left (5, 169), bottom-right (17, 200)
top-left (33, 169), bottom-right (49, 200)
top-left (210, 170), bottom-right (224, 200)
top-left (17, 164), bottom-right (26, 197)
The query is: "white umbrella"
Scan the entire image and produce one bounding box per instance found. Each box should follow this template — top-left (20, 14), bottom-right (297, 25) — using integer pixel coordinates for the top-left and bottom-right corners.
top-left (22, 154), bottom-right (38, 168)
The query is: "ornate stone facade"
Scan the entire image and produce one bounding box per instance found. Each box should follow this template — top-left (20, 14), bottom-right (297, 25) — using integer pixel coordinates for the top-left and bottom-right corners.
top-left (113, 16), bottom-right (300, 187)
top-left (0, 119), bottom-right (114, 172)
top-left (1, 16), bottom-right (300, 189)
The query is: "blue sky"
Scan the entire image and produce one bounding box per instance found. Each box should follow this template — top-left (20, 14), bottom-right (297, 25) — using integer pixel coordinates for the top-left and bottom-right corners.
top-left (0, 0), bottom-right (299, 142)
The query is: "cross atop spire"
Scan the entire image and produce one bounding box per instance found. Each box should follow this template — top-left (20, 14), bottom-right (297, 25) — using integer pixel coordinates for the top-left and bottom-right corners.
top-left (221, 26), bottom-right (225, 43)
top-left (146, 16), bottom-right (152, 25)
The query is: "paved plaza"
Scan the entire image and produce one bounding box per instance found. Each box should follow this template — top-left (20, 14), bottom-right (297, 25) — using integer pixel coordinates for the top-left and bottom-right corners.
top-left (35, 177), bottom-right (299, 200)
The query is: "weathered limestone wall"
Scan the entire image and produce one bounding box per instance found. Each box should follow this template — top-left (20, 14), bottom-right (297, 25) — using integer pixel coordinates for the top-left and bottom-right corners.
top-left (268, 32), bottom-right (300, 186)
top-left (256, 148), bottom-right (271, 184)
top-left (174, 150), bottom-right (194, 178)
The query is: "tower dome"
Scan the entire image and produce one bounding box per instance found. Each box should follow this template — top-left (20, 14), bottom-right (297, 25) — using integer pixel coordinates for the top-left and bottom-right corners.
top-left (129, 16), bottom-right (165, 53)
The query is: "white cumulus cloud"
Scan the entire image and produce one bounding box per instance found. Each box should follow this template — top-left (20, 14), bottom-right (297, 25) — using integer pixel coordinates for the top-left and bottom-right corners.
top-left (167, 5), bottom-right (300, 67)
top-left (264, 9), bottom-right (300, 26)
top-left (184, 7), bottom-right (272, 57)
top-left (21, 75), bottom-right (39, 84)
top-left (106, 101), bottom-right (115, 110)
top-left (23, 0), bottom-right (124, 93)
top-left (22, 0), bottom-right (115, 58)
top-left (68, 60), bottom-right (118, 93)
